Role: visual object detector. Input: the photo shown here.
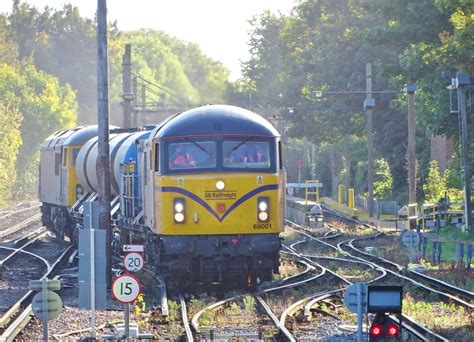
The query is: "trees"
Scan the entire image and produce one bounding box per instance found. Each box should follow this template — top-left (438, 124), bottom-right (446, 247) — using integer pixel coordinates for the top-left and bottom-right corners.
top-left (374, 158), bottom-right (393, 199)
top-left (0, 102), bottom-right (22, 205)
top-left (0, 1), bottom-right (231, 202)
top-left (0, 62), bottom-right (77, 198)
top-left (423, 160), bottom-right (447, 204)
top-left (242, 0), bottom-right (473, 202)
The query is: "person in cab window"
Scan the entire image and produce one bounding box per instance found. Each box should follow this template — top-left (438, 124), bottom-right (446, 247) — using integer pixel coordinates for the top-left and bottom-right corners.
top-left (240, 150), bottom-right (253, 163)
top-left (171, 147), bottom-right (195, 168)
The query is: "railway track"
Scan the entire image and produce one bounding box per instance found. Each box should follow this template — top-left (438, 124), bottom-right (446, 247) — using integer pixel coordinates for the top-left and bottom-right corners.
top-left (0, 233), bottom-right (73, 342)
top-left (0, 203), bottom-right (40, 221)
top-left (188, 256), bottom-right (326, 341)
top-left (347, 234), bottom-right (474, 302)
top-left (0, 213), bottom-right (42, 242)
top-left (322, 208), bottom-right (473, 306)
top-left (287, 211), bottom-right (472, 341)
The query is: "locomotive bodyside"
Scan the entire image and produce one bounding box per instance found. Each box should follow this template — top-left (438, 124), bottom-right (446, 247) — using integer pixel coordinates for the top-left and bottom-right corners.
top-left (39, 126), bottom-right (100, 237)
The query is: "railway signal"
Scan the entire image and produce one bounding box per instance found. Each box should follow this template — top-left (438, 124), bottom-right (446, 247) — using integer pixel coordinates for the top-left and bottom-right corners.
top-left (344, 284), bottom-right (403, 342)
top-left (369, 313), bottom-right (400, 340)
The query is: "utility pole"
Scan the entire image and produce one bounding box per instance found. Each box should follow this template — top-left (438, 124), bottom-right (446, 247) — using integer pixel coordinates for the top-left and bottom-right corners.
top-left (407, 83), bottom-right (417, 207)
top-left (96, 0), bottom-right (112, 286)
top-left (454, 72), bottom-right (471, 231)
top-left (132, 76), bottom-right (138, 127)
top-left (122, 44), bottom-right (133, 128)
top-left (364, 63), bottom-right (375, 217)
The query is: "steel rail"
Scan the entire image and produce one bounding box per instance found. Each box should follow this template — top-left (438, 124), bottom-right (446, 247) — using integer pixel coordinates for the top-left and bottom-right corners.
top-left (286, 218), bottom-right (451, 341)
top-left (274, 254), bottom-right (315, 286)
top-left (179, 294), bottom-right (194, 342)
top-left (348, 232), bottom-right (474, 301)
top-left (303, 291), bottom-right (345, 320)
top-left (0, 244), bottom-right (50, 272)
top-left (345, 239), bottom-right (473, 309)
top-left (12, 227), bottom-right (47, 246)
top-left (191, 256), bottom-right (321, 336)
top-left (0, 245), bottom-right (73, 340)
top-left (289, 218), bottom-right (473, 307)
top-left (0, 231), bottom-right (48, 267)
top-left (155, 276), bottom-right (169, 317)
top-left (254, 295), bottom-right (296, 342)
top-left (280, 289), bottom-right (343, 328)
top-left (0, 213), bottom-right (42, 240)
top-left (0, 204), bottom-right (40, 220)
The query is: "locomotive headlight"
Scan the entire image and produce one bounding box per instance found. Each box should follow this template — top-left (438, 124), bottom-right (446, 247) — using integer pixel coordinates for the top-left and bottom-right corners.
top-left (174, 212), bottom-right (185, 222)
top-left (258, 201), bottom-right (268, 212)
top-left (174, 202), bottom-right (184, 213)
top-left (216, 180), bottom-right (225, 190)
top-left (258, 211), bottom-right (269, 221)
top-left (257, 197), bottom-right (269, 222)
top-left (173, 198), bottom-right (185, 223)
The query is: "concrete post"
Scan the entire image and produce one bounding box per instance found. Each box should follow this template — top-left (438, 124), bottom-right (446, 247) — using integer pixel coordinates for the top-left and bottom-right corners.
top-left (97, 0), bottom-right (112, 286)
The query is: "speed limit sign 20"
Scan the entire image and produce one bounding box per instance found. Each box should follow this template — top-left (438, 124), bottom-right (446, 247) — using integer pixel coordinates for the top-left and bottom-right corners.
top-left (124, 252), bottom-right (144, 272)
top-left (112, 274), bottom-right (141, 304)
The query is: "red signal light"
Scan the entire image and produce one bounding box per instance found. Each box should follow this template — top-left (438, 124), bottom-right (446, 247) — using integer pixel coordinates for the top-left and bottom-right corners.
top-left (370, 323), bottom-right (383, 337)
top-left (387, 323), bottom-right (399, 337)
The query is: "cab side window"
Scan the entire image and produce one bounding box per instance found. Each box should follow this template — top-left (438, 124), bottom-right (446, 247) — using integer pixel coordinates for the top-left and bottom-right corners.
top-left (154, 143), bottom-right (160, 172)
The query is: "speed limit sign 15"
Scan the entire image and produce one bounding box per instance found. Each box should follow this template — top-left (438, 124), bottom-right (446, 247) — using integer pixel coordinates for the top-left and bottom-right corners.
top-left (112, 274), bottom-right (141, 304)
top-left (124, 252), bottom-right (144, 272)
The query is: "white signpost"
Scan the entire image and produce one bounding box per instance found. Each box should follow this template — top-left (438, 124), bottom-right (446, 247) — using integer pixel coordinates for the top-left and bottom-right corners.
top-left (124, 252), bottom-right (144, 273)
top-left (112, 245), bottom-right (145, 339)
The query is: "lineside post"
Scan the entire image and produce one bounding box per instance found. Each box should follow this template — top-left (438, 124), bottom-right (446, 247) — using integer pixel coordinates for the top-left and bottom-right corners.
top-left (364, 63), bottom-right (375, 217)
top-left (97, 0), bottom-right (112, 286)
top-left (407, 83), bottom-right (417, 207)
top-left (122, 44), bottom-right (133, 128)
top-left (454, 72), bottom-right (471, 231)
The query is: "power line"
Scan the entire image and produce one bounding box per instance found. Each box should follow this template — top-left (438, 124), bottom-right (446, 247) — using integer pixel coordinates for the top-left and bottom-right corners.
top-left (132, 72), bottom-right (192, 106)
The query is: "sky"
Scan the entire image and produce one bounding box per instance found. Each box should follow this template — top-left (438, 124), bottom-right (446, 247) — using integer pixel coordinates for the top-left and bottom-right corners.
top-left (0, 0), bottom-right (296, 80)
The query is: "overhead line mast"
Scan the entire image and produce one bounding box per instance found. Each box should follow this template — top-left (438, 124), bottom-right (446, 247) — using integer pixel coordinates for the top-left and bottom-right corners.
top-left (97, 0), bottom-right (112, 286)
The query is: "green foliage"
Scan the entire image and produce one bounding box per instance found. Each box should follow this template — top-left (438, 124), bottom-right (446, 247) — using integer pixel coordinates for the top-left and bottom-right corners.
top-left (423, 160), bottom-right (447, 203)
top-left (227, 302), bottom-right (242, 315)
top-left (243, 295), bottom-right (255, 312)
top-left (373, 158), bottom-right (393, 199)
top-left (4, 1), bottom-right (230, 123)
top-left (1, 1), bottom-right (231, 201)
top-left (167, 300), bottom-right (180, 322)
top-left (0, 102), bottom-right (22, 206)
top-left (118, 30), bottom-right (229, 107)
top-left (0, 62), bottom-right (77, 198)
top-left (242, 0), bottom-right (473, 200)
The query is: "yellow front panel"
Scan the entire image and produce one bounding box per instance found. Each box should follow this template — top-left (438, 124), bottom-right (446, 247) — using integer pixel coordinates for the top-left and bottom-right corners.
top-left (153, 173), bottom-right (284, 235)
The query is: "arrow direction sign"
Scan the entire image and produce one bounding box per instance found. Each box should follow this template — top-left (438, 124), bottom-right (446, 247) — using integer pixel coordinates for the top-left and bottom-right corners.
top-left (123, 244), bottom-right (144, 253)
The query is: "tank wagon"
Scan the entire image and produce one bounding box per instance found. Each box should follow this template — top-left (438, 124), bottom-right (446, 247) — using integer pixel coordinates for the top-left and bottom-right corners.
top-left (39, 105), bottom-right (286, 287)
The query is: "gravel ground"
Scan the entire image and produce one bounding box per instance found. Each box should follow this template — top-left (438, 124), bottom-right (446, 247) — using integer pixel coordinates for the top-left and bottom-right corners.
top-left (19, 266), bottom-right (172, 341)
top-left (295, 316), bottom-right (359, 341)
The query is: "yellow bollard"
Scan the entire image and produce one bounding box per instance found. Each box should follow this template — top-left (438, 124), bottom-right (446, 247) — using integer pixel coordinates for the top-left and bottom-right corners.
top-left (348, 188), bottom-right (355, 209)
top-left (338, 184), bottom-right (344, 204)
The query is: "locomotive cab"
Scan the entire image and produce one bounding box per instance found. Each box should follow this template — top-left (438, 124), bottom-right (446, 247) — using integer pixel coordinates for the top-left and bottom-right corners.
top-left (39, 126), bottom-right (99, 238)
top-left (135, 105), bottom-right (286, 287)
